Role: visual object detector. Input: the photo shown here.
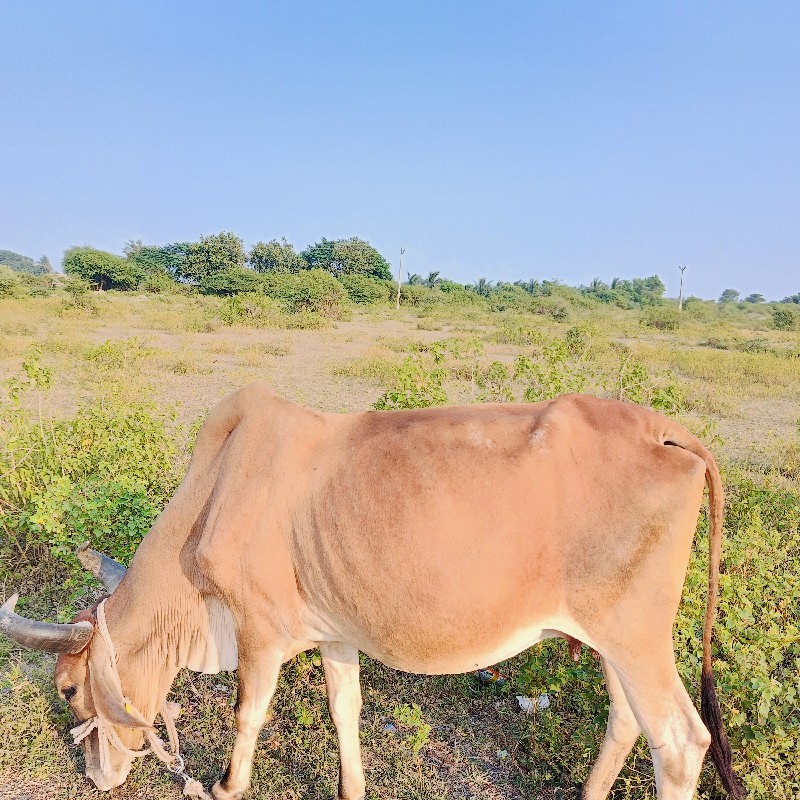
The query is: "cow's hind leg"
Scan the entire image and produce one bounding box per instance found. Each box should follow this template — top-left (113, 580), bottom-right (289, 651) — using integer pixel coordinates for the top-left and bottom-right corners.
top-left (212, 649), bottom-right (283, 800)
top-left (582, 657), bottom-right (641, 799)
top-left (320, 642), bottom-right (366, 800)
top-left (613, 654), bottom-right (711, 800)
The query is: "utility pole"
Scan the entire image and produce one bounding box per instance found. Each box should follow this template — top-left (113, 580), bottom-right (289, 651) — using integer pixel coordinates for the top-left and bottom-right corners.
top-left (395, 247), bottom-right (405, 310)
top-left (678, 263), bottom-right (687, 311)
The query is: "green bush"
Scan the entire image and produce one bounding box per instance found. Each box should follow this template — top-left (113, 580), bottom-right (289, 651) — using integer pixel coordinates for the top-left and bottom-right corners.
top-left (641, 305), bottom-right (681, 331)
top-left (772, 305), bottom-right (800, 331)
top-left (489, 284), bottom-right (535, 313)
top-left (492, 319), bottom-right (543, 347)
top-left (0, 352), bottom-right (181, 586)
top-left (60, 276), bottom-right (99, 313)
top-left (0, 265), bottom-right (21, 298)
top-left (262, 269), bottom-right (349, 317)
top-left (514, 341), bottom-right (587, 401)
top-left (338, 273), bottom-right (387, 305)
top-left (373, 352), bottom-right (447, 410)
top-left (199, 267), bottom-right (263, 296)
top-left (399, 284), bottom-right (429, 307)
top-left (220, 293), bottom-right (283, 327)
top-left (140, 271), bottom-right (176, 293)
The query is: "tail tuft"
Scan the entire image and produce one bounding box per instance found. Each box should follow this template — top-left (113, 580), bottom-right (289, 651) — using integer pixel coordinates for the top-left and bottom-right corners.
top-left (701, 668), bottom-right (746, 799)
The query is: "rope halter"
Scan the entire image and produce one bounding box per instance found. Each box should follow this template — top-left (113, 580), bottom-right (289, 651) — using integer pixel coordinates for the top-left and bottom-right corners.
top-left (70, 599), bottom-right (211, 799)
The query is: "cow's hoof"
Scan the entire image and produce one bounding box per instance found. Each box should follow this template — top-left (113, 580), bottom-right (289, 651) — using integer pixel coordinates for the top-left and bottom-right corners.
top-left (211, 780), bottom-right (243, 800)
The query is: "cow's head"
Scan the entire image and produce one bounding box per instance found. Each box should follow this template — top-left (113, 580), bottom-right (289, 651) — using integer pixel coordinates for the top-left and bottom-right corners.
top-left (0, 545), bottom-right (151, 791)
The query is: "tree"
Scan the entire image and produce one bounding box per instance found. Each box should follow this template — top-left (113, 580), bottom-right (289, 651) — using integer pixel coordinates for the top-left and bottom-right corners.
top-left (0, 249), bottom-right (36, 274)
top-left (301, 237), bottom-right (392, 280)
top-left (407, 273), bottom-right (423, 285)
top-left (515, 279), bottom-right (542, 296)
top-left (744, 293), bottom-right (765, 303)
top-left (424, 271), bottom-right (442, 289)
top-left (125, 241), bottom-right (189, 280)
top-left (181, 232), bottom-right (246, 283)
top-left (781, 293), bottom-right (800, 304)
top-left (63, 247), bottom-right (142, 290)
top-left (718, 288), bottom-right (740, 304)
top-left (36, 255), bottom-right (53, 274)
top-left (249, 239), bottom-right (305, 273)
top-left (468, 278), bottom-right (494, 297)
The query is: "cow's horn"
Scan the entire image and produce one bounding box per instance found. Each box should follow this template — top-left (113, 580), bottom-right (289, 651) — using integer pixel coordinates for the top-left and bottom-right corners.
top-left (76, 542), bottom-right (127, 593)
top-left (0, 594), bottom-right (94, 654)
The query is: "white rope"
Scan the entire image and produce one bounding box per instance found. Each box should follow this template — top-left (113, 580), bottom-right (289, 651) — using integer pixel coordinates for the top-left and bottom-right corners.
top-left (70, 600), bottom-right (212, 799)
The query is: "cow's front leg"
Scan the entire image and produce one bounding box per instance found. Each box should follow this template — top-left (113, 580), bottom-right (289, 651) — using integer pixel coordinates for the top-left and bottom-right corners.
top-left (212, 651), bottom-right (282, 800)
top-left (320, 642), bottom-right (366, 800)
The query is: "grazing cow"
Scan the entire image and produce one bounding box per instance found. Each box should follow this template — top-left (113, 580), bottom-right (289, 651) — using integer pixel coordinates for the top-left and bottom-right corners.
top-left (0, 385), bottom-right (744, 799)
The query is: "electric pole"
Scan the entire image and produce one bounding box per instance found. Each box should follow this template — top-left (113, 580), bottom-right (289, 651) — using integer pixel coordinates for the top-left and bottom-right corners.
top-left (678, 263), bottom-right (687, 311)
top-left (395, 247), bottom-right (405, 310)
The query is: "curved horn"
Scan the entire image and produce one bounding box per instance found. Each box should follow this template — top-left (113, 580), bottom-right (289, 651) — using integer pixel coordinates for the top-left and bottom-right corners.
top-left (0, 594), bottom-right (94, 654)
top-left (76, 542), bottom-right (127, 593)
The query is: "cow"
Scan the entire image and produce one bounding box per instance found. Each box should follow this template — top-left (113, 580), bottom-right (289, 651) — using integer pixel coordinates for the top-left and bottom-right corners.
top-left (0, 385), bottom-right (744, 799)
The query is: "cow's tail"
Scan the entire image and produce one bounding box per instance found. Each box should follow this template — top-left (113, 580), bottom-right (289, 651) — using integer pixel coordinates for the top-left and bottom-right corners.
top-left (666, 430), bottom-right (746, 799)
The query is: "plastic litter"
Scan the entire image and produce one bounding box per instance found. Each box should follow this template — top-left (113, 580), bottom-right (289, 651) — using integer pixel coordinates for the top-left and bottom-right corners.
top-left (476, 667), bottom-right (507, 687)
top-left (516, 694), bottom-right (551, 713)
top-left (516, 695), bottom-right (535, 713)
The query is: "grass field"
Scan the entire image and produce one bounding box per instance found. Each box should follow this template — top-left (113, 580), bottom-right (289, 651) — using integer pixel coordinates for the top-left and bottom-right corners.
top-left (1, 289), bottom-right (798, 799)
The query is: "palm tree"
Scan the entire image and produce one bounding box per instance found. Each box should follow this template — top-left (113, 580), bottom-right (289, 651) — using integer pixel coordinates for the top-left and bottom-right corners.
top-left (425, 271), bottom-right (442, 289)
top-left (407, 273), bottom-right (423, 285)
top-left (514, 279), bottom-right (540, 295)
top-left (468, 278), bottom-right (493, 297)
top-left (590, 277), bottom-right (607, 292)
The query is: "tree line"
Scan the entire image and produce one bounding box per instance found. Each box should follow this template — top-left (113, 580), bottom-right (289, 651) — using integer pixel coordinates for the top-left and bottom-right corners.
top-left (60, 234), bottom-right (392, 294)
top-left (1, 236), bottom-right (798, 306)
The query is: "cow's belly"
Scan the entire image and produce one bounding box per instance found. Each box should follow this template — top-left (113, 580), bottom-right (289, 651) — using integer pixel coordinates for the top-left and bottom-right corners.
top-left (297, 594), bottom-right (585, 675)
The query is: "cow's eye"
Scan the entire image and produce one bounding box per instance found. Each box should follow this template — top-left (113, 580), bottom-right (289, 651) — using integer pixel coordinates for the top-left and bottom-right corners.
top-left (62, 686), bottom-right (77, 701)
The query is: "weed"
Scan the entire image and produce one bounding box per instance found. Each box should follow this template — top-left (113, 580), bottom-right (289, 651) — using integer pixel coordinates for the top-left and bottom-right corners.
top-left (392, 703), bottom-right (432, 756)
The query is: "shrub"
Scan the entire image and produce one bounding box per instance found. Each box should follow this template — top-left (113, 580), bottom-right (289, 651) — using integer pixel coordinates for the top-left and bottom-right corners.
top-left (0, 265), bottom-right (21, 298)
top-left (399, 284), bottom-right (429, 307)
top-left (373, 352), bottom-right (447, 410)
top-left (684, 298), bottom-right (715, 321)
top-left (338, 274), bottom-right (387, 305)
top-left (199, 267), bottom-right (263, 296)
top-left (618, 358), bottom-right (686, 413)
top-left (18, 272), bottom-right (56, 297)
top-left (641, 305), bottom-right (681, 331)
top-left (530, 296), bottom-right (569, 321)
top-left (488, 284), bottom-right (535, 313)
top-left (772, 305), bottom-right (800, 331)
top-left (220, 294), bottom-right (283, 327)
top-left (60, 276), bottom-right (99, 313)
top-left (0, 352), bottom-right (181, 586)
top-left (140, 271), bottom-right (176, 293)
top-left (262, 269), bottom-right (349, 317)
top-left (492, 319), bottom-right (543, 347)
top-left (514, 340), bottom-right (587, 401)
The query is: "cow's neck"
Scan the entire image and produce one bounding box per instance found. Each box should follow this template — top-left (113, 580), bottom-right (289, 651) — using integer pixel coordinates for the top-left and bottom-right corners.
top-left (100, 549), bottom-right (213, 722)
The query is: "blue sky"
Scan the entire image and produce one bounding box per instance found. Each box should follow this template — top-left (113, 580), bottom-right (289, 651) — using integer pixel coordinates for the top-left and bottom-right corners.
top-left (1, 1), bottom-right (798, 300)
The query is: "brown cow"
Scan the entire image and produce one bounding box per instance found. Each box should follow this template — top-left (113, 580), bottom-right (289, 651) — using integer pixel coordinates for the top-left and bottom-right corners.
top-left (0, 386), bottom-right (743, 799)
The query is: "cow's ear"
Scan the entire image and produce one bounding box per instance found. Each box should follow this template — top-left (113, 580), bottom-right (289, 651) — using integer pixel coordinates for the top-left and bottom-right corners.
top-left (88, 637), bottom-right (154, 731)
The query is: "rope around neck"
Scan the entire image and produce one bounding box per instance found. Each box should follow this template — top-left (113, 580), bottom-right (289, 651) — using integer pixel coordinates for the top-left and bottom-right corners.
top-left (70, 600), bottom-right (211, 799)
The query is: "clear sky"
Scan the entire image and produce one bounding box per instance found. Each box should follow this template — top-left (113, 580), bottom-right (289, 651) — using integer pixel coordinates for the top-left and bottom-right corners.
top-left (2, 1), bottom-right (798, 300)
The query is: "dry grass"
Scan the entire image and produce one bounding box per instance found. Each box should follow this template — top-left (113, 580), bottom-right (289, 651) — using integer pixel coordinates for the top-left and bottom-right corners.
top-left (1, 291), bottom-right (798, 799)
